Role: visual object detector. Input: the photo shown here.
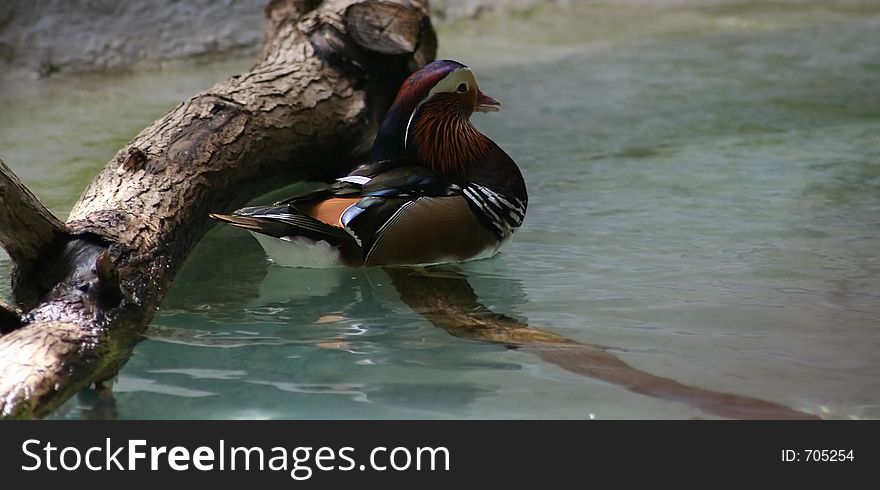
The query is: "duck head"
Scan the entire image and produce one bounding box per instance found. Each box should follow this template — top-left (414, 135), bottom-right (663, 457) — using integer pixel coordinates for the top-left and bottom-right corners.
top-left (371, 60), bottom-right (501, 174)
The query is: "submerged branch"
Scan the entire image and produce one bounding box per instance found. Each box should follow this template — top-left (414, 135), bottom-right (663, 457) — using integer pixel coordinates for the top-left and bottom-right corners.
top-left (385, 267), bottom-right (819, 420)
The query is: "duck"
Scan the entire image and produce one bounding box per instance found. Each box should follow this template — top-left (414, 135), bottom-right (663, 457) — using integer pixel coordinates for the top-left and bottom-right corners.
top-left (210, 59), bottom-right (527, 268)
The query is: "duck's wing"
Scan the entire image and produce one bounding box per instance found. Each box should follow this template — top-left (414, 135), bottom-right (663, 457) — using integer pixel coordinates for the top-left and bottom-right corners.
top-left (210, 160), bottom-right (459, 255)
top-left (212, 159), bottom-right (512, 266)
top-left (274, 159), bottom-right (456, 204)
top-left (325, 164), bottom-right (509, 266)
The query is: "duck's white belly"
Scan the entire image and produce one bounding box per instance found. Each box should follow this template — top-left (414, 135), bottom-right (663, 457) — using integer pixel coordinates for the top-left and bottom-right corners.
top-left (250, 233), bottom-right (507, 269)
top-left (250, 233), bottom-right (345, 268)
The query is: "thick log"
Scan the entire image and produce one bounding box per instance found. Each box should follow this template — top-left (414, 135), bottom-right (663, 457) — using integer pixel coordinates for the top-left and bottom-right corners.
top-left (0, 0), bottom-right (436, 419)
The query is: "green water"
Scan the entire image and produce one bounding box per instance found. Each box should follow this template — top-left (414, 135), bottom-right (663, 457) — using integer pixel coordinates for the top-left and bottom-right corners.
top-left (1, 1), bottom-right (879, 419)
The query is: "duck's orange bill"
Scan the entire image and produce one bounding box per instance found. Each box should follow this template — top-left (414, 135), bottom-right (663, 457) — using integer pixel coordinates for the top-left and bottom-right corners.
top-left (476, 90), bottom-right (501, 112)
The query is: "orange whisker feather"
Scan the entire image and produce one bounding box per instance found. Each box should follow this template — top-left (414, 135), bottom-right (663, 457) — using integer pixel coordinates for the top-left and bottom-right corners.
top-left (413, 94), bottom-right (491, 175)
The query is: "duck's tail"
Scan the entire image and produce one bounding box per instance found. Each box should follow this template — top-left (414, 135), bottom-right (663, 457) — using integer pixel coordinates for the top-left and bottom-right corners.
top-left (209, 206), bottom-right (357, 250)
top-left (209, 212), bottom-right (271, 232)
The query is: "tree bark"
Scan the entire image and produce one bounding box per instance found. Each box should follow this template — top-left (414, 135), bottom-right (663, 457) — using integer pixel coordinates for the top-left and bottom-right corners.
top-left (0, 158), bottom-right (69, 310)
top-left (0, 0), bottom-right (436, 419)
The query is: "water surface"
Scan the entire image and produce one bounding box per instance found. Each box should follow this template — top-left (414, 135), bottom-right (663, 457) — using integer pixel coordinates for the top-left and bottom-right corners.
top-left (1, 1), bottom-right (878, 419)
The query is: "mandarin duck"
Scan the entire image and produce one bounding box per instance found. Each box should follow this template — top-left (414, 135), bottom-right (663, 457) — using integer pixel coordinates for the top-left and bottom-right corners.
top-left (210, 60), bottom-right (527, 267)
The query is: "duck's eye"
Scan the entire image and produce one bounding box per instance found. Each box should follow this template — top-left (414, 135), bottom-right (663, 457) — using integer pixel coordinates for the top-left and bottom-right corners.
top-left (456, 82), bottom-right (468, 93)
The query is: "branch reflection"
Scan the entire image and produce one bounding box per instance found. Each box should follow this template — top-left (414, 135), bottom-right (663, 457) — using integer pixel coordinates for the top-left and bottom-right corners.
top-left (385, 266), bottom-right (818, 420)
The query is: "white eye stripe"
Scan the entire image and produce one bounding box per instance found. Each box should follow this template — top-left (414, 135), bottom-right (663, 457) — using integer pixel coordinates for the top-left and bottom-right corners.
top-left (404, 68), bottom-right (477, 149)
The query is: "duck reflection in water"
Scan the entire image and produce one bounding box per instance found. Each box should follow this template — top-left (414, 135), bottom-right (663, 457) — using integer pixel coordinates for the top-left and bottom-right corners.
top-left (145, 248), bottom-right (818, 420)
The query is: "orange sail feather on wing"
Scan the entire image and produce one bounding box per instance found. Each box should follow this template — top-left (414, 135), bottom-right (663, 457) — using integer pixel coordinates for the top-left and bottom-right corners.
top-left (295, 198), bottom-right (361, 228)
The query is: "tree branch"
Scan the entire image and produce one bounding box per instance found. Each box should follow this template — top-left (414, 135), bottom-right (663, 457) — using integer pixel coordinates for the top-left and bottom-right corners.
top-left (0, 158), bottom-right (69, 309)
top-left (0, 0), bottom-right (435, 419)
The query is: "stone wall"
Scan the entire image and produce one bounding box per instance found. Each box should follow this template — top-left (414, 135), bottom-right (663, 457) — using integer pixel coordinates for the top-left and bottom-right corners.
top-left (0, 0), bottom-right (568, 77)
